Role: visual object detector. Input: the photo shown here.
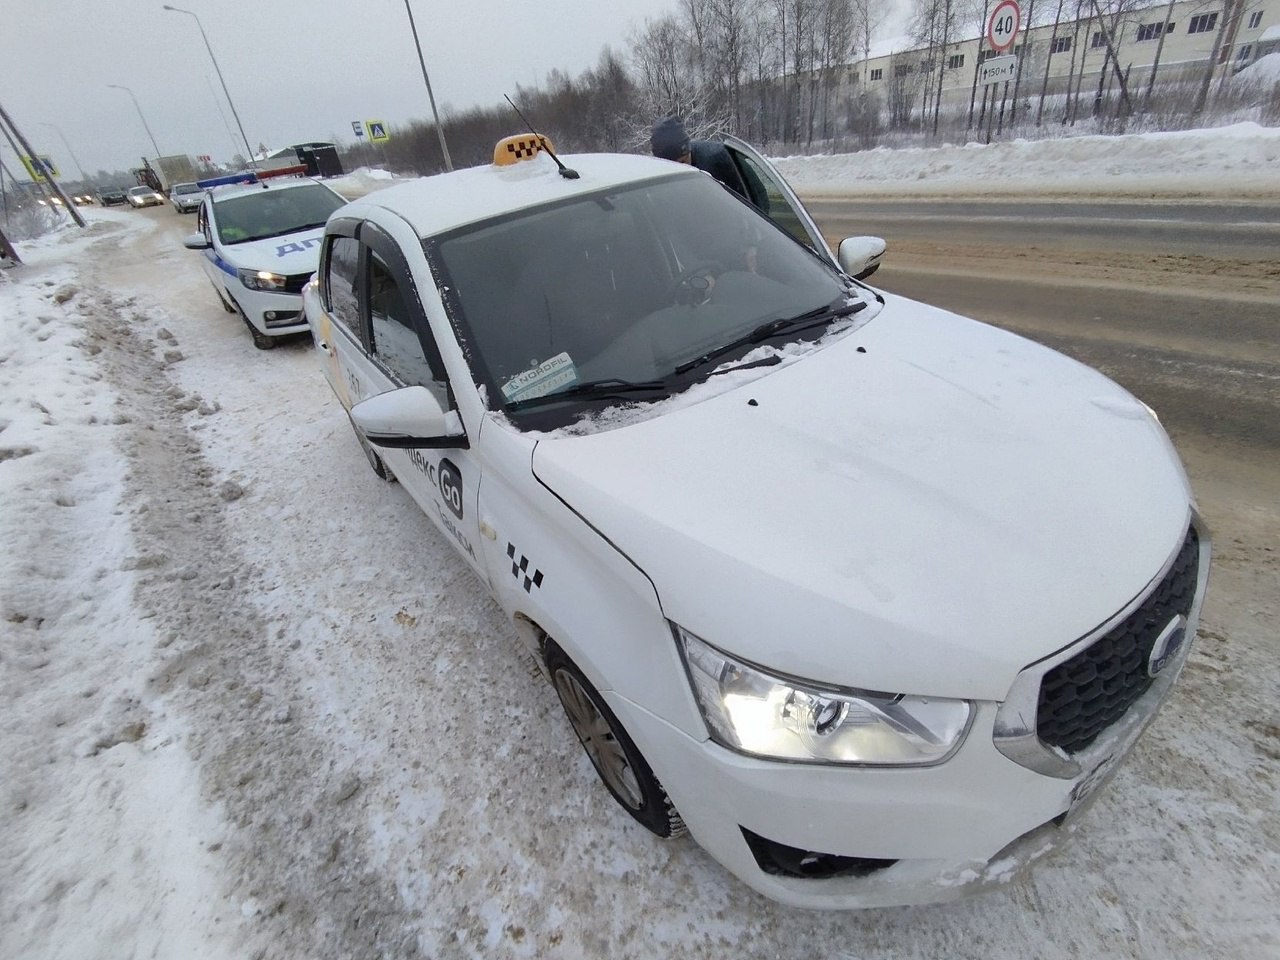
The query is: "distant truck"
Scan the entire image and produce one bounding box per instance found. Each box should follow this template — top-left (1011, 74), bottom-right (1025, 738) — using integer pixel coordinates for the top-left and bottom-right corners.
top-left (133, 155), bottom-right (199, 195)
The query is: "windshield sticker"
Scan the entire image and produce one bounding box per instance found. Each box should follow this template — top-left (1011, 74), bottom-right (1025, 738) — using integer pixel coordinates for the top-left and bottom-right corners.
top-left (500, 352), bottom-right (578, 403)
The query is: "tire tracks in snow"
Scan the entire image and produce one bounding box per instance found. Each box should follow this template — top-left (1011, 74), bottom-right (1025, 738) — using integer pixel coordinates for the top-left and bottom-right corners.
top-left (80, 246), bottom-right (421, 959)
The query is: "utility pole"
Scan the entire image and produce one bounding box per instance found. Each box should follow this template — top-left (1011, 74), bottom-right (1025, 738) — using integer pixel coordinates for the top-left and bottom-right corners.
top-left (0, 100), bottom-right (85, 227)
top-left (402, 0), bottom-right (453, 170)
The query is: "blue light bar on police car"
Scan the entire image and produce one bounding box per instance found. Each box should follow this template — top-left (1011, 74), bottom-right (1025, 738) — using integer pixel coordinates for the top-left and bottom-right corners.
top-left (196, 172), bottom-right (257, 189)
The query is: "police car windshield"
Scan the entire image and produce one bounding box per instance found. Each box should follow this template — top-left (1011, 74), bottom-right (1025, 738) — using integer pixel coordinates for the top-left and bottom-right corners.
top-left (433, 173), bottom-right (847, 422)
top-left (212, 183), bottom-right (345, 245)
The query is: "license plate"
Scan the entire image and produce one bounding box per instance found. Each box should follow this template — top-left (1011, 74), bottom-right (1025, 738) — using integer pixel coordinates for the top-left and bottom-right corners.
top-left (1067, 752), bottom-right (1118, 818)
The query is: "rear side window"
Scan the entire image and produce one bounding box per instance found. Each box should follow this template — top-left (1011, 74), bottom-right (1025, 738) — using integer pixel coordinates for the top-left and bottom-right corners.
top-left (325, 236), bottom-right (361, 335)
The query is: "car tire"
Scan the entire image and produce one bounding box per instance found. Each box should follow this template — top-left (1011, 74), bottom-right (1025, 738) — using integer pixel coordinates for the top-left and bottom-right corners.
top-left (544, 641), bottom-right (685, 839)
top-left (214, 287), bottom-right (237, 314)
top-left (349, 415), bottom-right (396, 482)
top-left (238, 309), bottom-right (275, 350)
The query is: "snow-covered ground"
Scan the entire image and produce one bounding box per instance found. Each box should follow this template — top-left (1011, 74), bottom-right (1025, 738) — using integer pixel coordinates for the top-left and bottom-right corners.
top-left (2, 128), bottom-right (1278, 959)
top-left (772, 121), bottom-right (1280, 198)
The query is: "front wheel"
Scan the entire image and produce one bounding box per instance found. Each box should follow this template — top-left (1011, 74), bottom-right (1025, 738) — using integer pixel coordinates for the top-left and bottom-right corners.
top-left (545, 642), bottom-right (684, 838)
top-left (239, 310), bottom-right (275, 350)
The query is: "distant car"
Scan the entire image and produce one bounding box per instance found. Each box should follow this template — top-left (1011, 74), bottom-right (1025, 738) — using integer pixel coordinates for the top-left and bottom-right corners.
top-left (99, 187), bottom-right (128, 206)
top-left (72, 193), bottom-right (95, 206)
top-left (182, 174), bottom-right (346, 349)
top-left (126, 186), bottom-right (164, 208)
top-left (169, 181), bottom-right (203, 214)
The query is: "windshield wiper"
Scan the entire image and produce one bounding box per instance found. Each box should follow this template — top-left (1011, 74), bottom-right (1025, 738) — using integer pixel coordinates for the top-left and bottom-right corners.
top-left (674, 299), bottom-right (866, 376)
top-left (505, 377), bottom-right (671, 411)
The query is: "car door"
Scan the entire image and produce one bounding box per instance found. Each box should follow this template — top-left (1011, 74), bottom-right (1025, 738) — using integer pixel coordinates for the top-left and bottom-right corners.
top-left (314, 219), bottom-right (363, 405)
top-left (322, 220), bottom-right (489, 585)
top-left (720, 134), bottom-right (837, 268)
top-left (196, 200), bottom-right (226, 296)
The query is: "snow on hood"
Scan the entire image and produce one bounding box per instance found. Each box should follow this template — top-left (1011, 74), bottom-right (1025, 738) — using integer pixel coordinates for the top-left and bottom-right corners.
top-left (218, 228), bottom-right (325, 276)
top-left (531, 296), bottom-right (1192, 701)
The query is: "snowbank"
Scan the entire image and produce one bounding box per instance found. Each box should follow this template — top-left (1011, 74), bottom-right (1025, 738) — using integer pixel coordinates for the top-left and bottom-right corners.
top-left (771, 122), bottom-right (1280, 198)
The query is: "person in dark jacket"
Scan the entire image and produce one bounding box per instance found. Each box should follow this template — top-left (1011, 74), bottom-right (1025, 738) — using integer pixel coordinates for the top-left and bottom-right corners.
top-left (649, 117), bottom-right (768, 214)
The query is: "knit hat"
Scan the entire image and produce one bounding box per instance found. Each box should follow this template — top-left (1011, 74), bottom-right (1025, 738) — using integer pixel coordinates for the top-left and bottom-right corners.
top-left (650, 116), bottom-right (690, 161)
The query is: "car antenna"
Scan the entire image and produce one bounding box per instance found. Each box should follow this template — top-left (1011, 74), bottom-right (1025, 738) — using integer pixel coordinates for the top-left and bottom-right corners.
top-left (504, 96), bottom-right (579, 180)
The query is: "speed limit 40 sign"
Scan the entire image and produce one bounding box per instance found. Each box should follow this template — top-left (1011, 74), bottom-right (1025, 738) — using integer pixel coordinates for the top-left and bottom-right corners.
top-left (987, 0), bottom-right (1021, 52)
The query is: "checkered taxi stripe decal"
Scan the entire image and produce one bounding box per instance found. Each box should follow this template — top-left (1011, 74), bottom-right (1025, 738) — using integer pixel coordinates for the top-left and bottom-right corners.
top-left (507, 543), bottom-right (544, 593)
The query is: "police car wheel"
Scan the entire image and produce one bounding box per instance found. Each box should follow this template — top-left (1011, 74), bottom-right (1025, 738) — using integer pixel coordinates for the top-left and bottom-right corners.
top-left (240, 312), bottom-right (276, 350)
top-left (545, 641), bottom-right (685, 839)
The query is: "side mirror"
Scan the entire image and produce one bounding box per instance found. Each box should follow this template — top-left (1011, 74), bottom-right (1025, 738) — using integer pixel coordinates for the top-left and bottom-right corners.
top-left (183, 232), bottom-right (211, 250)
top-left (837, 236), bottom-right (887, 281)
top-left (351, 385), bottom-right (468, 449)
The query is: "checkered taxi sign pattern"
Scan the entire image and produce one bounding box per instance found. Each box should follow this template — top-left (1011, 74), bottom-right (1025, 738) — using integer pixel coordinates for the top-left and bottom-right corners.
top-left (507, 543), bottom-right (544, 593)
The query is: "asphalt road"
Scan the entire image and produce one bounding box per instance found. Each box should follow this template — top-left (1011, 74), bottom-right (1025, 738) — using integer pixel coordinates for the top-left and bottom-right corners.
top-left (806, 198), bottom-right (1280, 261)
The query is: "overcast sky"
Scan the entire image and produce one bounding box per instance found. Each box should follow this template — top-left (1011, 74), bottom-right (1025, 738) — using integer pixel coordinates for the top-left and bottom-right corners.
top-left (2, 0), bottom-right (681, 180)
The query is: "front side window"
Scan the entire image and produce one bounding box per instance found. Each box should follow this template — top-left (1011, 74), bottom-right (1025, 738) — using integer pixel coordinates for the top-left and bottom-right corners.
top-left (368, 251), bottom-right (446, 406)
top-left (432, 173), bottom-right (852, 429)
top-left (211, 183), bottom-right (344, 245)
top-left (324, 236), bottom-right (360, 335)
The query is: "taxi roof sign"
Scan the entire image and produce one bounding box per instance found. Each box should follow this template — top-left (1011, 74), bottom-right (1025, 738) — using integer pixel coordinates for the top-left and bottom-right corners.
top-left (493, 133), bottom-right (555, 166)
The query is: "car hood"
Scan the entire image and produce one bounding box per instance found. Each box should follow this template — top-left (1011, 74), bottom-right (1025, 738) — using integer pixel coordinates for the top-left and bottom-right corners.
top-left (220, 228), bottom-right (325, 276)
top-left (530, 295), bottom-right (1193, 700)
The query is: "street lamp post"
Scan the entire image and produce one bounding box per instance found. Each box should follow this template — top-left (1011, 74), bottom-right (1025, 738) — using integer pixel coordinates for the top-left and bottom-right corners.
top-left (402, 0), bottom-right (453, 171)
top-left (106, 84), bottom-right (162, 158)
top-left (162, 4), bottom-right (257, 169)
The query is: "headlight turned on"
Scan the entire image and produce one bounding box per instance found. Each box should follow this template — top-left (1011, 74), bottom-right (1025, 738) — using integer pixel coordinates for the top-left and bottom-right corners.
top-left (238, 268), bottom-right (288, 291)
top-left (676, 626), bottom-right (972, 765)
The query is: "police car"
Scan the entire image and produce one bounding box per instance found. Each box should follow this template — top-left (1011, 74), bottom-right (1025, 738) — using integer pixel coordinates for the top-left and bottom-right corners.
top-left (301, 135), bottom-right (1210, 908)
top-left (183, 167), bottom-right (346, 349)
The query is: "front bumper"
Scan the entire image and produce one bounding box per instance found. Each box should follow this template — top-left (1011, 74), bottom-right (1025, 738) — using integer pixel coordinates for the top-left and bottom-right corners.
top-left (231, 284), bottom-right (309, 336)
top-left (606, 517), bottom-right (1210, 909)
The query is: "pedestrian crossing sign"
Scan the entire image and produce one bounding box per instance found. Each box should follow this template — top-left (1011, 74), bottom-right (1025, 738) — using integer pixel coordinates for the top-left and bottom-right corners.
top-left (365, 120), bottom-right (390, 143)
top-left (20, 155), bottom-right (59, 182)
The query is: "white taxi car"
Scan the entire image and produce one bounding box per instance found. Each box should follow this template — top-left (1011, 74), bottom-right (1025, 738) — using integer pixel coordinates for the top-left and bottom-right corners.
top-left (302, 135), bottom-right (1210, 908)
top-left (183, 170), bottom-right (346, 349)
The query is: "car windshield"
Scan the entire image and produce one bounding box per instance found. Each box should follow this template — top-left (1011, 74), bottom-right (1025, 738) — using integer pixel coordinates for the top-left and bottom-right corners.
top-left (128, 187), bottom-right (151, 195)
top-left (212, 183), bottom-right (344, 245)
top-left (173, 183), bottom-right (199, 194)
top-left (432, 172), bottom-right (849, 424)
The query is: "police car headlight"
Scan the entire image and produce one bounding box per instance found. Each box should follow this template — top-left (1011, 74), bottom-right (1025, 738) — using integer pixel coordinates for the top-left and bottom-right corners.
top-left (676, 627), bottom-right (971, 765)
top-left (238, 268), bottom-right (288, 291)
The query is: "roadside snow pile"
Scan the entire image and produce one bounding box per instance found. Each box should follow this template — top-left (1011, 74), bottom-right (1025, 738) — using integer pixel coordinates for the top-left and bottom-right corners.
top-left (1234, 52), bottom-right (1280, 86)
top-left (771, 122), bottom-right (1280, 197)
top-left (0, 218), bottom-right (239, 960)
top-left (327, 166), bottom-right (403, 199)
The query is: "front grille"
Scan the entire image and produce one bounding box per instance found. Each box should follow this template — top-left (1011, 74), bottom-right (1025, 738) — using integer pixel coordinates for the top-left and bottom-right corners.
top-left (1037, 528), bottom-right (1200, 754)
top-left (283, 273), bottom-right (312, 294)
